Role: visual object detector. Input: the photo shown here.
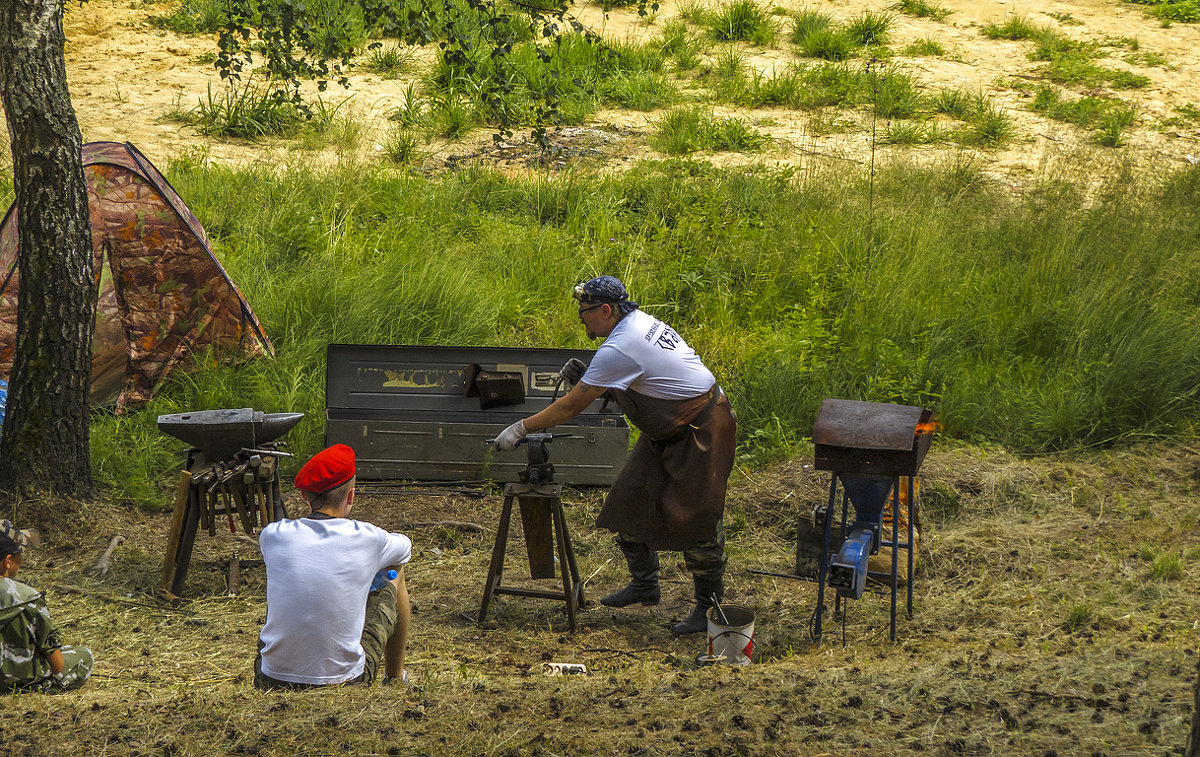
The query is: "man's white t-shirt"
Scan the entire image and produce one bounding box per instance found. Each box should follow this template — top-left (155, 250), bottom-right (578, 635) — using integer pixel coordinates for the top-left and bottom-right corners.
top-left (258, 517), bottom-right (412, 685)
top-left (581, 308), bottom-right (715, 399)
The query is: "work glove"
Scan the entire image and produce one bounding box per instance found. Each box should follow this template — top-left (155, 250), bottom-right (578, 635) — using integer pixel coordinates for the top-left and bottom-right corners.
top-left (495, 419), bottom-right (528, 451)
top-left (559, 358), bottom-right (587, 386)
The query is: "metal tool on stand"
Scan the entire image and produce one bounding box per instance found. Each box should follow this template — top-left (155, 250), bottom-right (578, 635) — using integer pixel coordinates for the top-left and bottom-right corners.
top-left (157, 408), bottom-right (304, 596)
top-left (477, 433), bottom-right (585, 631)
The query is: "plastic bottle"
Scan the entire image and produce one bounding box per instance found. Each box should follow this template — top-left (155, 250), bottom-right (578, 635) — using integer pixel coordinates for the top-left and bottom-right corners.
top-left (370, 569), bottom-right (398, 592)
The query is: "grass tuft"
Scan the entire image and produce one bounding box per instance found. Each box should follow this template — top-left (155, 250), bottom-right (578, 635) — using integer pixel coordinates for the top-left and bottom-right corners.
top-left (1062, 602), bottom-right (1094, 631)
top-left (706, 0), bottom-right (778, 45)
top-left (1150, 551), bottom-right (1184, 580)
top-left (1095, 105), bottom-right (1138, 146)
top-left (150, 0), bottom-right (227, 34)
top-left (1033, 85), bottom-right (1138, 146)
top-left (361, 44), bottom-right (418, 79)
top-left (902, 37), bottom-right (946, 57)
top-left (870, 67), bottom-right (922, 119)
top-left (930, 87), bottom-right (972, 119)
top-left (928, 88), bottom-right (1014, 146)
top-left (790, 8), bottom-right (833, 43)
top-left (981, 14), bottom-right (1039, 40)
top-left (881, 120), bottom-right (942, 145)
top-left (429, 96), bottom-right (478, 140)
top-left (659, 19), bottom-right (708, 70)
top-left (650, 105), bottom-right (770, 153)
top-left (966, 103), bottom-right (1014, 146)
top-left (889, 0), bottom-right (951, 21)
top-left (1030, 29), bottom-right (1151, 89)
top-left (845, 11), bottom-right (894, 46)
top-left (167, 79), bottom-right (306, 140)
top-left (381, 129), bottom-right (428, 166)
top-left (600, 72), bottom-right (679, 111)
top-left (798, 27), bottom-right (858, 61)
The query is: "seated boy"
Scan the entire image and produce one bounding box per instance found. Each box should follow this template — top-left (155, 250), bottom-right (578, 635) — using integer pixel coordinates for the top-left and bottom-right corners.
top-left (255, 444), bottom-right (413, 689)
top-left (1, 520), bottom-right (93, 692)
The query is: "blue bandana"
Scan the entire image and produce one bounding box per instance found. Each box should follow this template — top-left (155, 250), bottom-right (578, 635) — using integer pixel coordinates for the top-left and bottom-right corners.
top-left (574, 276), bottom-right (639, 315)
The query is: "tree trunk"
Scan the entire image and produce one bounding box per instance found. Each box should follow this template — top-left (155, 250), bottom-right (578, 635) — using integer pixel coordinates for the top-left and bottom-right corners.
top-left (0, 0), bottom-right (95, 496)
top-left (1187, 657), bottom-right (1200, 757)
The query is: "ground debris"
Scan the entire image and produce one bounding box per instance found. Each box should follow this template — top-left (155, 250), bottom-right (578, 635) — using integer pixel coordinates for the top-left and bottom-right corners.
top-left (437, 127), bottom-right (631, 172)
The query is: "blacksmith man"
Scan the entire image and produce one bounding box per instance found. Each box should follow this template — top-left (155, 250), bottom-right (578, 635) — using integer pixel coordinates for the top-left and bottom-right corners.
top-left (495, 276), bottom-right (736, 634)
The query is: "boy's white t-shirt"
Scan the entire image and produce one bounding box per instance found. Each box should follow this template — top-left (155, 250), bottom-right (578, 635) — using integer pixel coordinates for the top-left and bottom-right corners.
top-left (258, 517), bottom-right (412, 685)
top-left (581, 308), bottom-right (715, 399)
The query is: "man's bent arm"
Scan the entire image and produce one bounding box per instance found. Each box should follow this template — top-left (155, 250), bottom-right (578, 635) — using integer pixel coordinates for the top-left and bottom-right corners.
top-left (522, 383), bottom-right (608, 432)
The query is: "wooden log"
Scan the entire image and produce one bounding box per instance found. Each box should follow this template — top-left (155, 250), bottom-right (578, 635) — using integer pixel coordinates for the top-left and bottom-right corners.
top-left (160, 471), bottom-right (192, 591)
top-left (518, 497), bottom-right (556, 579)
top-left (227, 555), bottom-right (241, 597)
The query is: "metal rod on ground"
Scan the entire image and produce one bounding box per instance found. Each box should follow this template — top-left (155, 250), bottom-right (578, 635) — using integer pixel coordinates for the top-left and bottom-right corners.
top-left (749, 568), bottom-right (810, 582)
top-left (397, 521), bottom-right (486, 533)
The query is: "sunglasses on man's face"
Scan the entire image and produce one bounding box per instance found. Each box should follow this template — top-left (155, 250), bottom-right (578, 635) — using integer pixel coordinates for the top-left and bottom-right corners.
top-left (578, 303), bottom-right (605, 316)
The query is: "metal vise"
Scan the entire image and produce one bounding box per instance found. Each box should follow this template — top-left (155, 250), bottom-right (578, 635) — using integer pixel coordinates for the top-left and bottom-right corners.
top-left (519, 433), bottom-right (558, 486)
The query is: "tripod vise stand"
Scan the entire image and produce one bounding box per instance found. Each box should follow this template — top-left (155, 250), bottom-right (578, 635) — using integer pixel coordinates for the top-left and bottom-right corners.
top-left (478, 433), bottom-right (585, 631)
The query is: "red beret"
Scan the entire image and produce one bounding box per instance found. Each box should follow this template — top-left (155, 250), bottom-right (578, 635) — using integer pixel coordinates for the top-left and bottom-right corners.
top-left (294, 444), bottom-right (356, 493)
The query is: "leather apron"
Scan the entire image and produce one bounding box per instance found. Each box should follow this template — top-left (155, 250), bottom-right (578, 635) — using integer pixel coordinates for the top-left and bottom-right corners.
top-left (595, 385), bottom-right (736, 550)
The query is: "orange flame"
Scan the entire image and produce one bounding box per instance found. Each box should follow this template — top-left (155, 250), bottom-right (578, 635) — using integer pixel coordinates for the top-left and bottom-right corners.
top-left (915, 419), bottom-right (941, 435)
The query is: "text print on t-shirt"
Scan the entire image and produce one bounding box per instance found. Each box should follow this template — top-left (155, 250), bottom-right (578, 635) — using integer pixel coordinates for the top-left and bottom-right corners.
top-left (644, 319), bottom-right (681, 350)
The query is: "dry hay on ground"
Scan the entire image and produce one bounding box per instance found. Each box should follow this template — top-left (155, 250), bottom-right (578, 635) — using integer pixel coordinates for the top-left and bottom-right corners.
top-left (3, 442), bottom-right (1198, 755)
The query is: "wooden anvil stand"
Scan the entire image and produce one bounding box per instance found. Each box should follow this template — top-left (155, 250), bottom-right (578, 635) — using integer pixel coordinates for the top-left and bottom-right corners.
top-left (477, 435), bottom-right (584, 631)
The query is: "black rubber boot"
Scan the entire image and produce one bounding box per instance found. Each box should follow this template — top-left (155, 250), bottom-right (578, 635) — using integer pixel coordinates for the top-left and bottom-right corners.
top-left (671, 575), bottom-right (724, 635)
top-left (600, 542), bottom-right (661, 607)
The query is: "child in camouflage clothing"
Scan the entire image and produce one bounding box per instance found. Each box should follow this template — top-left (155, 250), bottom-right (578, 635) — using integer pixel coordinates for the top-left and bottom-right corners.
top-left (1, 520), bottom-right (93, 692)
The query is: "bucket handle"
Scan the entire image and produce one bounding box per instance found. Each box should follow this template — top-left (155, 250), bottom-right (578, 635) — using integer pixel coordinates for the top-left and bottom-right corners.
top-left (710, 630), bottom-right (753, 646)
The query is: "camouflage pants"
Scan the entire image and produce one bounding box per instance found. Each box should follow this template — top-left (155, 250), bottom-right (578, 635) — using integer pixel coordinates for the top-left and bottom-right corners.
top-left (19, 646), bottom-right (94, 693)
top-left (617, 522), bottom-right (727, 582)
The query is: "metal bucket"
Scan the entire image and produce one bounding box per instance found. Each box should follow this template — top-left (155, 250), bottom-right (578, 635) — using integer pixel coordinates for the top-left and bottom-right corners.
top-left (706, 604), bottom-right (755, 666)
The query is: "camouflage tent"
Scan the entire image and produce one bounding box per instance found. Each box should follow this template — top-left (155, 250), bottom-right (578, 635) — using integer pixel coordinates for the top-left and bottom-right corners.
top-left (0, 141), bottom-right (272, 410)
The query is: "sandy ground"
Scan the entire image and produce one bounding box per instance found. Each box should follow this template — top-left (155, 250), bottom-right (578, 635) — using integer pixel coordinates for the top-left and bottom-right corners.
top-left (46, 0), bottom-right (1200, 181)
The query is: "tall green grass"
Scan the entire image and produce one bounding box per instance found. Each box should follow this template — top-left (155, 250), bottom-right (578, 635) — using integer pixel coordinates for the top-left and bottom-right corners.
top-left (167, 79), bottom-right (307, 139)
top-left (92, 156), bottom-right (1200, 504)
